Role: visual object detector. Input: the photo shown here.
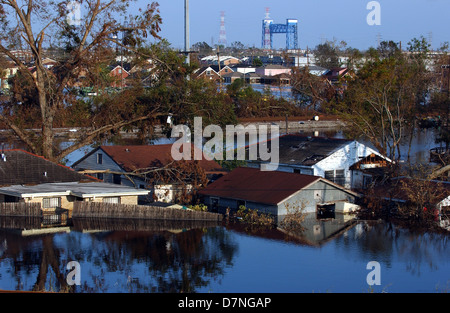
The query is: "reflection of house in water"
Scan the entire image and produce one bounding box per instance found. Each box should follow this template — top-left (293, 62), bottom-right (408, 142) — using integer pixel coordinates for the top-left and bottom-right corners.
top-left (225, 213), bottom-right (357, 247)
top-left (279, 213), bottom-right (357, 247)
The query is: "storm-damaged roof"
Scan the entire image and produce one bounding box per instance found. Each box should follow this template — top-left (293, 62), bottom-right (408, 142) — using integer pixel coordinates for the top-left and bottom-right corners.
top-left (251, 134), bottom-right (353, 166)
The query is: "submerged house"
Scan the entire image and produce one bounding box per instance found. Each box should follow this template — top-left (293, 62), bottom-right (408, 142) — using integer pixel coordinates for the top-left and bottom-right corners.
top-left (71, 144), bottom-right (226, 203)
top-left (198, 167), bottom-right (360, 218)
top-left (246, 134), bottom-right (391, 189)
top-left (0, 182), bottom-right (150, 211)
top-left (0, 149), bottom-right (149, 211)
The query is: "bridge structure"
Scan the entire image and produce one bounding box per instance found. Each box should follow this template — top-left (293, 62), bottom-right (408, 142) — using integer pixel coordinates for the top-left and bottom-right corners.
top-left (261, 8), bottom-right (298, 50)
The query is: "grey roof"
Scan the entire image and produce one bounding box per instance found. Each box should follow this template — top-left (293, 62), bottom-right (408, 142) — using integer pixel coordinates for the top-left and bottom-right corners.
top-left (255, 134), bottom-right (353, 166)
top-left (0, 181), bottom-right (149, 198)
top-left (0, 149), bottom-right (95, 186)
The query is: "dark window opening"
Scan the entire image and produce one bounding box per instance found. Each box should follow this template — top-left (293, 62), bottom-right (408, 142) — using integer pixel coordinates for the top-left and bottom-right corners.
top-left (97, 153), bottom-right (103, 164)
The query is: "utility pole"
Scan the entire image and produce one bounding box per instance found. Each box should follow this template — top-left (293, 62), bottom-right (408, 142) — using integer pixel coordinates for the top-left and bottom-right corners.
top-left (184, 0), bottom-right (190, 65)
top-left (217, 46), bottom-right (222, 91)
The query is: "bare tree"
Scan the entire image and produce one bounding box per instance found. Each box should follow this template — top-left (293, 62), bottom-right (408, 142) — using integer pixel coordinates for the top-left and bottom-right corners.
top-left (0, 0), bottom-right (162, 161)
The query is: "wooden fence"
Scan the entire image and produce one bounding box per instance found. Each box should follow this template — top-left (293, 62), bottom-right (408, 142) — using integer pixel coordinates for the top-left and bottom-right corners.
top-left (73, 201), bottom-right (223, 221)
top-left (0, 202), bottom-right (42, 217)
top-left (72, 217), bottom-right (220, 232)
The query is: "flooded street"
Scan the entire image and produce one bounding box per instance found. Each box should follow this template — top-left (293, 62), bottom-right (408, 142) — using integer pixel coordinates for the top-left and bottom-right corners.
top-left (0, 216), bottom-right (448, 293)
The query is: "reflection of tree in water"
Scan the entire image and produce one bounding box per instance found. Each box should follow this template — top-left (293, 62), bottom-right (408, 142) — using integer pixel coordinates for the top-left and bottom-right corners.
top-left (0, 231), bottom-right (70, 292)
top-left (335, 222), bottom-right (449, 277)
top-left (79, 226), bottom-right (238, 292)
top-left (0, 226), bottom-right (238, 293)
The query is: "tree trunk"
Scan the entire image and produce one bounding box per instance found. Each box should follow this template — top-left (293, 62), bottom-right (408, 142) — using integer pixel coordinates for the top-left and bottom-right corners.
top-left (37, 66), bottom-right (55, 160)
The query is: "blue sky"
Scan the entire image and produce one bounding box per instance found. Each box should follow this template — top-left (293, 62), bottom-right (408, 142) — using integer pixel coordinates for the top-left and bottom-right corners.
top-left (133, 0), bottom-right (450, 51)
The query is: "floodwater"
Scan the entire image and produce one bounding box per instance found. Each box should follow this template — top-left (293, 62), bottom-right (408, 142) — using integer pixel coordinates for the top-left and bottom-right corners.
top-left (0, 215), bottom-right (448, 293)
top-left (0, 125), bottom-right (447, 293)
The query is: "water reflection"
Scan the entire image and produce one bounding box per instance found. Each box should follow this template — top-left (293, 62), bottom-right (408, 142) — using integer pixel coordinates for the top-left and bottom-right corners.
top-left (336, 221), bottom-right (449, 277)
top-left (0, 218), bottom-right (238, 293)
top-left (0, 216), bottom-right (448, 292)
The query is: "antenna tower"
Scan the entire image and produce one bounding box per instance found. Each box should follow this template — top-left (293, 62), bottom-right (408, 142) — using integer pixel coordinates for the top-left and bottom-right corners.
top-left (219, 11), bottom-right (227, 46)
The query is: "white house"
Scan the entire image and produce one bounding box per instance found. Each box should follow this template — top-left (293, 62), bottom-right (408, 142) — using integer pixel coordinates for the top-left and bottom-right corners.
top-left (247, 134), bottom-right (391, 189)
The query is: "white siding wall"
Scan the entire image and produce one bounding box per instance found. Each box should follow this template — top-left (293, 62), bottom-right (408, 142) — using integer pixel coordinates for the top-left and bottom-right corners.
top-left (314, 141), bottom-right (385, 189)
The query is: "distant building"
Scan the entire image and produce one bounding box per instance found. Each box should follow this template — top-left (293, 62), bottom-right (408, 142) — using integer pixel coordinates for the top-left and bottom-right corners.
top-left (255, 64), bottom-right (291, 77)
top-left (322, 67), bottom-right (351, 85)
top-left (193, 65), bottom-right (233, 81)
top-left (200, 55), bottom-right (240, 66)
top-left (109, 65), bottom-right (130, 87)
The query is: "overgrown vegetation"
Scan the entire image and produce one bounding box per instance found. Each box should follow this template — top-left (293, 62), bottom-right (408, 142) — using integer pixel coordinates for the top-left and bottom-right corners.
top-left (234, 205), bottom-right (274, 227)
top-left (278, 201), bottom-right (307, 234)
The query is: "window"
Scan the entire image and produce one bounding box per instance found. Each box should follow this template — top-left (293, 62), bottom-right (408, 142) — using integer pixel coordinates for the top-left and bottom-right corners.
top-left (97, 173), bottom-right (104, 180)
top-left (42, 197), bottom-right (61, 209)
top-left (211, 197), bottom-right (219, 207)
top-left (324, 170), bottom-right (346, 186)
top-left (324, 170), bottom-right (334, 181)
top-left (113, 174), bottom-right (121, 185)
top-left (97, 153), bottom-right (103, 164)
top-left (102, 197), bottom-right (120, 204)
top-left (363, 175), bottom-right (373, 188)
top-left (335, 170), bottom-right (345, 186)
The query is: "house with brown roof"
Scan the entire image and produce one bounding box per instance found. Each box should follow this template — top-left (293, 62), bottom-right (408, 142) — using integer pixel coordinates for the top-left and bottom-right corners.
top-left (198, 167), bottom-right (360, 219)
top-left (71, 144), bottom-right (226, 203)
top-left (0, 149), bottom-right (149, 211)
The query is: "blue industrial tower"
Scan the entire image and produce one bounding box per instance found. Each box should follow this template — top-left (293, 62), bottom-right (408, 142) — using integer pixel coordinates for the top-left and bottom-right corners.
top-left (261, 8), bottom-right (298, 50)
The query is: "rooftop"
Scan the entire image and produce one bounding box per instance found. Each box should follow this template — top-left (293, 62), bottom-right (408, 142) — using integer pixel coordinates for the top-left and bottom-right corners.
top-left (252, 134), bottom-right (353, 166)
top-left (73, 144), bottom-right (225, 174)
top-left (0, 149), bottom-right (95, 186)
top-left (198, 167), bottom-right (321, 205)
top-left (0, 181), bottom-right (149, 198)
